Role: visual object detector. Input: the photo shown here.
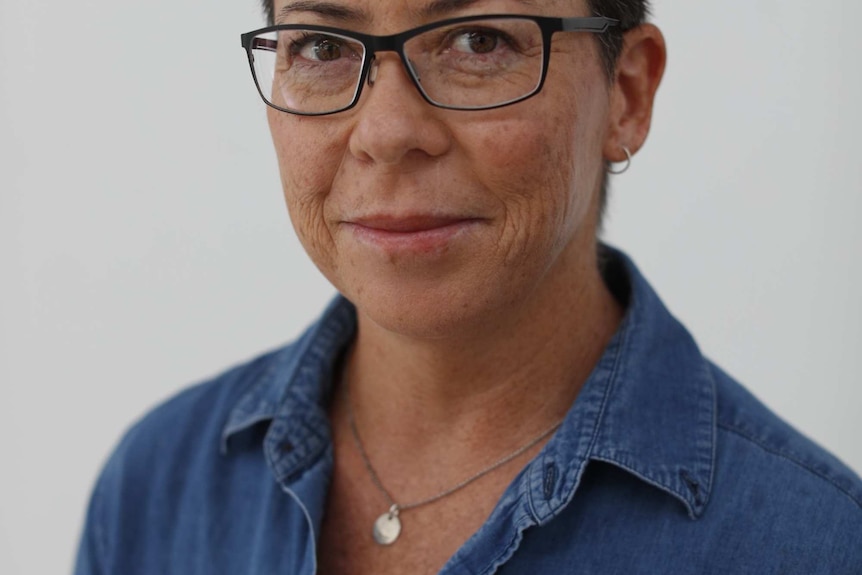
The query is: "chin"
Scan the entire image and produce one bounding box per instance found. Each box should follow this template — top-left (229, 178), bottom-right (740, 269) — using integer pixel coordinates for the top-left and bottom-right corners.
top-left (344, 276), bottom-right (506, 341)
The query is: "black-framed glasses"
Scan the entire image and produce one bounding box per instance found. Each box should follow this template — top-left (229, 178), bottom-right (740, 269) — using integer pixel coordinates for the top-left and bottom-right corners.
top-left (240, 14), bottom-right (618, 116)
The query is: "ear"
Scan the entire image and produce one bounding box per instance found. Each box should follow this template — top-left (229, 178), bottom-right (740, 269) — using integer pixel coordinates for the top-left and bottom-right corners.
top-left (603, 24), bottom-right (667, 162)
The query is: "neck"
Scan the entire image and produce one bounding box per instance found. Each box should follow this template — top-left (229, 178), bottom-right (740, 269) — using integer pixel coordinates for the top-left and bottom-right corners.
top-left (339, 238), bottom-right (623, 463)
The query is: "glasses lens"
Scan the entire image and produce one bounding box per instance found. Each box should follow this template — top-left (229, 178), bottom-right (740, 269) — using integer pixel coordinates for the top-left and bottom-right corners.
top-left (404, 17), bottom-right (544, 109)
top-left (249, 29), bottom-right (366, 114)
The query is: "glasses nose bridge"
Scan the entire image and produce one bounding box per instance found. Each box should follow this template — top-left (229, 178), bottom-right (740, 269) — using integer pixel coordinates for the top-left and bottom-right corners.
top-left (362, 34), bottom-right (414, 87)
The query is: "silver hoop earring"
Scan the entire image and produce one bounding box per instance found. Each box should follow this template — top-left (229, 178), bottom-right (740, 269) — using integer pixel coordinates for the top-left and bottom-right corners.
top-left (607, 146), bottom-right (632, 175)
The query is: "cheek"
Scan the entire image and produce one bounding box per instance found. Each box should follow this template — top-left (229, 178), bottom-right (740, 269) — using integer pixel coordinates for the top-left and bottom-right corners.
top-left (270, 113), bottom-right (344, 194)
top-left (465, 113), bottom-right (593, 266)
top-left (269, 112), bottom-right (347, 271)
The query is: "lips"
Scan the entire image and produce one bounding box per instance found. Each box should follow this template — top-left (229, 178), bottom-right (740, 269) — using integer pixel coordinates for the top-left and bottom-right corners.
top-left (350, 215), bottom-right (474, 233)
top-left (344, 214), bottom-right (482, 255)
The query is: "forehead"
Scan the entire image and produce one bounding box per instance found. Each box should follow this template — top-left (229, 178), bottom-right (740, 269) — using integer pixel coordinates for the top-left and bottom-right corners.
top-left (272, 0), bottom-right (584, 26)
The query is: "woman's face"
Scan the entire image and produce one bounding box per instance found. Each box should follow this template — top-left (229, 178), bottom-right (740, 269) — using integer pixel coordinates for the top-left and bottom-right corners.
top-left (268, 0), bottom-right (612, 338)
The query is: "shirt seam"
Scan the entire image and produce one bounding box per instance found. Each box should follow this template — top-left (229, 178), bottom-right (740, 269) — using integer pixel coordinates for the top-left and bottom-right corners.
top-left (474, 514), bottom-right (534, 575)
top-left (584, 312), bottom-right (630, 461)
top-left (717, 422), bottom-right (862, 510)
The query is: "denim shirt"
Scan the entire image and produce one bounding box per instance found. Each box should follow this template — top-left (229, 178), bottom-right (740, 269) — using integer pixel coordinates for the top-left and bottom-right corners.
top-left (74, 248), bottom-right (862, 574)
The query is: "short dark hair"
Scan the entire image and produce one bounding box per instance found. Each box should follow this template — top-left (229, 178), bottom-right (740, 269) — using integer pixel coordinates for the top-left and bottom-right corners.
top-left (587, 0), bottom-right (651, 78)
top-left (257, 0), bottom-right (651, 229)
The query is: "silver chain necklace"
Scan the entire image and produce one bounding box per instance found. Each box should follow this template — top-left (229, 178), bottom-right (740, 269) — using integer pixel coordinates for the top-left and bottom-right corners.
top-left (345, 383), bottom-right (564, 545)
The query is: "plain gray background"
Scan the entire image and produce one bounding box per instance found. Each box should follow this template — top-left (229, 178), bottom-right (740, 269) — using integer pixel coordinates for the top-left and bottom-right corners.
top-left (1, 1), bottom-right (860, 573)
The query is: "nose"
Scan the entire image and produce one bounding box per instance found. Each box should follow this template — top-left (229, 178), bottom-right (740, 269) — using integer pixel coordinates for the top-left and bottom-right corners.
top-left (348, 54), bottom-right (451, 166)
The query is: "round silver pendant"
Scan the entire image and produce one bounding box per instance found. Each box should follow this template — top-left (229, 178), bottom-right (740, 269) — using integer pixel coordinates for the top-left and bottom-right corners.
top-left (372, 512), bottom-right (402, 545)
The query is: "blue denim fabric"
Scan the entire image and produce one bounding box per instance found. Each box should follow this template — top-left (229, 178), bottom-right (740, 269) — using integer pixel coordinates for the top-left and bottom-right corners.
top-left (74, 248), bottom-right (862, 574)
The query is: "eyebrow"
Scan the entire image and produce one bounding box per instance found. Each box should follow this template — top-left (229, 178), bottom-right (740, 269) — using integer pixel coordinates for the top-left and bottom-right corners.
top-left (277, 1), bottom-right (369, 24)
top-left (419, 0), bottom-right (538, 19)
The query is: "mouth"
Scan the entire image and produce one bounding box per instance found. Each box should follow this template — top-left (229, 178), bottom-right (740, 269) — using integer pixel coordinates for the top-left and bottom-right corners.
top-left (343, 214), bottom-right (484, 255)
top-left (351, 215), bottom-right (478, 232)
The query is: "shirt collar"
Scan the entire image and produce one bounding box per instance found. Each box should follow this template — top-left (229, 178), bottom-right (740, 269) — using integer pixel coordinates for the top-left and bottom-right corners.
top-left (221, 246), bottom-right (716, 517)
top-left (220, 295), bottom-right (356, 455)
top-left (529, 246), bottom-right (716, 520)
top-left (594, 248), bottom-right (716, 518)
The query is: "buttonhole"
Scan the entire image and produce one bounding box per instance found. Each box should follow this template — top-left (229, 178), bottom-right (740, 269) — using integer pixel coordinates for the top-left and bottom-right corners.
top-left (543, 462), bottom-right (558, 501)
top-left (281, 442), bottom-right (294, 453)
top-left (680, 470), bottom-right (702, 505)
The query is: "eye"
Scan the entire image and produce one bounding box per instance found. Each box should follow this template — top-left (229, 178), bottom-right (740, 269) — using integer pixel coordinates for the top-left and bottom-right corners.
top-left (310, 38), bottom-right (343, 61)
top-left (450, 28), bottom-right (508, 55)
top-left (289, 33), bottom-right (356, 62)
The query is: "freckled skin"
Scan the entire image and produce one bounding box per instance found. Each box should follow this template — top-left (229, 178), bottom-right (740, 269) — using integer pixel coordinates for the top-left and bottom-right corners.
top-left (268, 0), bottom-right (615, 340)
top-left (263, 3), bottom-right (666, 571)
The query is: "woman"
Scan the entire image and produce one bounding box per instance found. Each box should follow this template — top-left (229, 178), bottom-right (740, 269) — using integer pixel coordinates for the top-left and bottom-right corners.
top-left (75, 0), bottom-right (862, 573)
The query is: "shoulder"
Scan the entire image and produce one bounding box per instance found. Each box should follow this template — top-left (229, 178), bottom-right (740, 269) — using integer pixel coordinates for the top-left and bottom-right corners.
top-left (75, 343), bottom-right (300, 573)
top-left (706, 362), bottom-right (862, 570)
top-left (122, 345), bottom-right (288, 455)
top-left (90, 338), bottom-right (310, 513)
top-left (710, 362), bottom-right (862, 508)
top-left (87, 294), bottom-right (355, 517)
